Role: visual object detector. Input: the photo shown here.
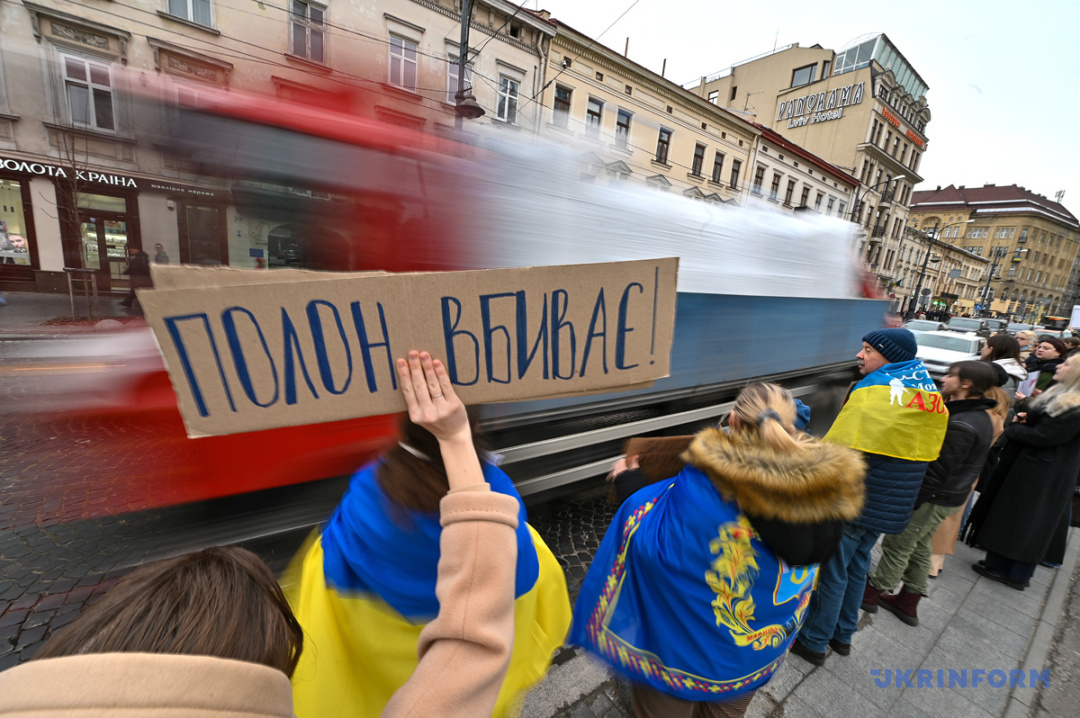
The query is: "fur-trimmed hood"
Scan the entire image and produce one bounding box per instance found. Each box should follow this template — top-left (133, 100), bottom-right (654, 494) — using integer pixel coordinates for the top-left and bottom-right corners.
top-left (684, 427), bottom-right (865, 524)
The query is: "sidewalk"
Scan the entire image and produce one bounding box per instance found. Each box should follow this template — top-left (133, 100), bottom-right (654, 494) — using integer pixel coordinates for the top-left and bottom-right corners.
top-left (0, 290), bottom-right (135, 336)
top-left (520, 528), bottom-right (1080, 718)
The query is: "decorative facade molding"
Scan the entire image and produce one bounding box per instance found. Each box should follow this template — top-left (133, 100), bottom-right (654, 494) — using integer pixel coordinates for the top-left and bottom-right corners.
top-left (23, 2), bottom-right (130, 59)
top-left (148, 37), bottom-right (233, 85)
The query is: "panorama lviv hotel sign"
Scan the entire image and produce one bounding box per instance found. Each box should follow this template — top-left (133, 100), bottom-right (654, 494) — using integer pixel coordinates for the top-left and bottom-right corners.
top-left (776, 81), bottom-right (865, 128)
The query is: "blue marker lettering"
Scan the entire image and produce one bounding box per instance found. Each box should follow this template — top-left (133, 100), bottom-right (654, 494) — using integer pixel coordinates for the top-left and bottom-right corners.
top-left (515, 291), bottom-right (548, 379)
top-left (616, 282), bottom-right (643, 370)
top-left (221, 307), bottom-right (279, 408)
top-left (580, 288), bottom-right (608, 377)
top-left (164, 313), bottom-right (236, 417)
top-left (441, 296), bottom-right (479, 386)
top-left (281, 308), bottom-right (319, 405)
top-left (480, 293), bottom-right (514, 384)
top-left (551, 289), bottom-right (576, 380)
top-left (306, 300), bottom-right (352, 395)
top-left (350, 301), bottom-right (396, 393)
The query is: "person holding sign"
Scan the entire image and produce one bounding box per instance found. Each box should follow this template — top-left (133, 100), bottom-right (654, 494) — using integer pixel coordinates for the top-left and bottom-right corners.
top-left (285, 352), bottom-right (571, 718)
top-left (0, 351), bottom-right (530, 718)
top-left (571, 383), bottom-right (866, 717)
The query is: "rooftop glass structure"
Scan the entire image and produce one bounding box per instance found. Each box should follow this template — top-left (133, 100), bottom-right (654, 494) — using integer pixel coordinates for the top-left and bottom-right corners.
top-left (833, 33), bottom-right (928, 102)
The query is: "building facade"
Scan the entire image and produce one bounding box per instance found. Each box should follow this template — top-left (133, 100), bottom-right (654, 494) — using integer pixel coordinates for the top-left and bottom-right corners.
top-left (535, 23), bottom-right (857, 216)
top-left (894, 225), bottom-right (988, 316)
top-left (909, 184), bottom-right (1080, 321)
top-left (0, 0), bottom-right (554, 292)
top-left (688, 35), bottom-right (931, 288)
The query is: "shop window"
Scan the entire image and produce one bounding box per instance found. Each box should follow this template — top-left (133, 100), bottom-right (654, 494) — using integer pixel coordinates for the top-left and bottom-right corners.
top-left (389, 35), bottom-right (418, 92)
top-left (291, 1), bottom-right (326, 63)
top-left (168, 0), bottom-right (213, 27)
top-left (0, 179), bottom-right (30, 267)
top-left (62, 55), bottom-right (115, 132)
top-left (497, 76), bottom-right (519, 124)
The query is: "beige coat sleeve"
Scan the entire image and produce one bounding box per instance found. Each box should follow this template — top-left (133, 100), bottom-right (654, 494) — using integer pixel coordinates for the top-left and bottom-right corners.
top-left (382, 484), bottom-right (520, 718)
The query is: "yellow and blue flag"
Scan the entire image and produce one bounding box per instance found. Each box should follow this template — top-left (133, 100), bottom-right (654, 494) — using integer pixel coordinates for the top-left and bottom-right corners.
top-left (569, 467), bottom-right (818, 701)
top-left (824, 359), bottom-right (948, 462)
top-left (285, 462), bottom-right (571, 717)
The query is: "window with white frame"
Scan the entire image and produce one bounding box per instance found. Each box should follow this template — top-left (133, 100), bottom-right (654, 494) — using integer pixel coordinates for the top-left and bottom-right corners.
top-left (711, 152), bottom-right (724, 184)
top-left (291, 1), bottom-right (326, 63)
top-left (389, 35), bottom-right (418, 92)
top-left (655, 128), bottom-right (671, 164)
top-left (497, 76), bottom-right (519, 123)
top-left (448, 56), bottom-right (473, 104)
top-left (168, 0), bottom-right (212, 27)
top-left (615, 109), bottom-right (631, 149)
top-left (585, 98), bottom-right (603, 137)
top-left (553, 85), bottom-right (571, 128)
top-left (62, 54), bottom-right (115, 131)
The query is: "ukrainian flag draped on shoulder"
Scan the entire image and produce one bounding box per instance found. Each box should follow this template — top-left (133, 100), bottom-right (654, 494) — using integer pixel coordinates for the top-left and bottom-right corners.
top-left (824, 359), bottom-right (948, 461)
top-left (284, 461), bottom-right (571, 718)
top-left (569, 467), bottom-right (818, 701)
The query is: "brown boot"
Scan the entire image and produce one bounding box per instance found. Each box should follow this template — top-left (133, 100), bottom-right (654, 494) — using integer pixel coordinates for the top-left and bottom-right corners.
top-left (879, 586), bottom-right (921, 626)
top-left (861, 579), bottom-right (885, 613)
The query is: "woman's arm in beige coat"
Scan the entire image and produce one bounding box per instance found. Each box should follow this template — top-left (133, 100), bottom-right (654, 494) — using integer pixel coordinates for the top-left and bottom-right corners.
top-left (382, 351), bottom-right (519, 717)
top-left (382, 484), bottom-right (519, 717)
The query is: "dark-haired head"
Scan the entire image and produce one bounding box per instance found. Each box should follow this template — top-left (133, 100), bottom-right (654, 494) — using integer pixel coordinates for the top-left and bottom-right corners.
top-left (377, 408), bottom-right (488, 513)
top-left (983, 334), bottom-right (1020, 363)
top-left (34, 547), bottom-right (303, 677)
top-left (946, 361), bottom-right (997, 398)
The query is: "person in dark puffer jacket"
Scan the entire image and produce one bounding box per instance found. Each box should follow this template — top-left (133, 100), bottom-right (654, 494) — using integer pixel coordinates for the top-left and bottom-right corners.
top-left (862, 361), bottom-right (998, 626)
top-left (791, 328), bottom-right (946, 667)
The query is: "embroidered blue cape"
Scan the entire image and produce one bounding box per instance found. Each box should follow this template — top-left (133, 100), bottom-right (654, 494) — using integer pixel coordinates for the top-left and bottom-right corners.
top-left (569, 466), bottom-right (817, 700)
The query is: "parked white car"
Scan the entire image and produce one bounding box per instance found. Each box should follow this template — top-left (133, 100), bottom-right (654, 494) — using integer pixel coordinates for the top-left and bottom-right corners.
top-left (915, 331), bottom-right (985, 379)
top-left (902, 319), bottom-right (946, 337)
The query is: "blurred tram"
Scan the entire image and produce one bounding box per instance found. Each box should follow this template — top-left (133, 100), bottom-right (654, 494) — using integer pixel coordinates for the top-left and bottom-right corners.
top-left (23, 85), bottom-right (888, 524)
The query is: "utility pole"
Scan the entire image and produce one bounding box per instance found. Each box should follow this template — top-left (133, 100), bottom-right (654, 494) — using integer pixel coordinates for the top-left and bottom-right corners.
top-left (455, 0), bottom-right (483, 129)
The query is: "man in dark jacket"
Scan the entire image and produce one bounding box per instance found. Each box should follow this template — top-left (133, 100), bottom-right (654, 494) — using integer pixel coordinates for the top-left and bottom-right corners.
top-left (791, 328), bottom-right (946, 666)
top-left (861, 361), bottom-right (998, 625)
top-left (120, 246), bottom-right (152, 309)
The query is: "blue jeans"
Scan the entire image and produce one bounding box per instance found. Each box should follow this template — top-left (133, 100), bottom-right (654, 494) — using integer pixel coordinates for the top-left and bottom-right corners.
top-left (798, 524), bottom-right (880, 652)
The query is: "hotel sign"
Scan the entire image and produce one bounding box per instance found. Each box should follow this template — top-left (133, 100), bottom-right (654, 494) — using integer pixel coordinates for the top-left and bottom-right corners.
top-left (777, 82), bottom-right (865, 128)
top-left (881, 108), bottom-right (925, 149)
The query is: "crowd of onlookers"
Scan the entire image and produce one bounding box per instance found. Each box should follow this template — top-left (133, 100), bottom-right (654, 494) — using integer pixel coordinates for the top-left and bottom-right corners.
top-left (0, 328), bottom-right (1077, 718)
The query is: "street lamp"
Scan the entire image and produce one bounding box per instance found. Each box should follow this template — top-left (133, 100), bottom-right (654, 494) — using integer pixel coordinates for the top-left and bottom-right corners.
top-left (849, 174), bottom-right (906, 224)
top-left (907, 219), bottom-right (973, 319)
top-left (980, 246), bottom-right (1028, 317)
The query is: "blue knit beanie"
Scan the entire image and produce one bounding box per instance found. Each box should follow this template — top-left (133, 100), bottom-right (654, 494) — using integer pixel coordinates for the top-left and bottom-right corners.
top-left (862, 328), bottom-right (918, 364)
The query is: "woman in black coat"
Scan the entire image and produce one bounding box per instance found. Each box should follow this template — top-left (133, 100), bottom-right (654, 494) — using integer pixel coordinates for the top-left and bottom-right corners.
top-left (967, 351), bottom-right (1080, 590)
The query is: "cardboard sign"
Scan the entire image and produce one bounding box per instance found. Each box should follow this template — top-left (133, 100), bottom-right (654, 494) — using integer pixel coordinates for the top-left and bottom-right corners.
top-left (140, 258), bottom-right (679, 437)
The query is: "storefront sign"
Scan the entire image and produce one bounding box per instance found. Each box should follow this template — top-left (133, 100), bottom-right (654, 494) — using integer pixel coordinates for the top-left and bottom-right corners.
top-left (0, 157), bottom-right (138, 188)
top-left (140, 259), bottom-right (679, 438)
top-left (147, 181), bottom-right (228, 201)
top-left (777, 82), bottom-right (865, 128)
